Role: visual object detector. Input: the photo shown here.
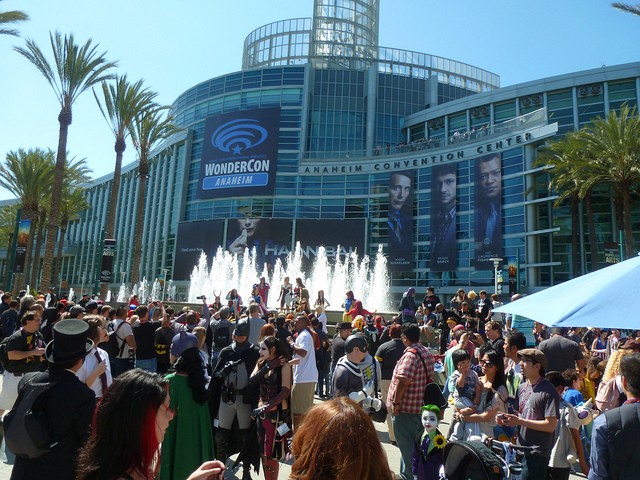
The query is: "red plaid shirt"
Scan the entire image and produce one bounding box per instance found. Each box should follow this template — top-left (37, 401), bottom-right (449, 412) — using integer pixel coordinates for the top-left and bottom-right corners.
top-left (387, 343), bottom-right (434, 414)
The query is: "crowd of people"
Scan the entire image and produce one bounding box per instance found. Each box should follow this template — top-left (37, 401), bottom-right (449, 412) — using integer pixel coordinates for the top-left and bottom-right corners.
top-left (0, 284), bottom-right (637, 480)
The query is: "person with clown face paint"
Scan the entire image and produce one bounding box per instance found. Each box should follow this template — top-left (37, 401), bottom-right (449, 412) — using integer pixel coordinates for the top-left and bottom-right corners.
top-left (412, 405), bottom-right (446, 480)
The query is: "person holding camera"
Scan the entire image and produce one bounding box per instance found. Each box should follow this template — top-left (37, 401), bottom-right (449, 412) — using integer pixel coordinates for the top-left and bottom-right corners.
top-left (208, 318), bottom-right (260, 480)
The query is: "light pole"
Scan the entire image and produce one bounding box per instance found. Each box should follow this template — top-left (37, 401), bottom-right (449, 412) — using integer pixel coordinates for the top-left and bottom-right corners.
top-left (161, 268), bottom-right (168, 301)
top-left (490, 258), bottom-right (502, 296)
top-left (120, 272), bottom-right (126, 285)
top-left (81, 275), bottom-right (86, 299)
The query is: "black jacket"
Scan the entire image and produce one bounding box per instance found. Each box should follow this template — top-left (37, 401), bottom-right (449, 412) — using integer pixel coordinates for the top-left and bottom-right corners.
top-left (11, 366), bottom-right (96, 480)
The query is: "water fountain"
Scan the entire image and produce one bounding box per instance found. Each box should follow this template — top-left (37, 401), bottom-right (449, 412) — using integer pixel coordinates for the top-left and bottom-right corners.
top-left (105, 290), bottom-right (112, 302)
top-left (188, 242), bottom-right (389, 312)
top-left (137, 278), bottom-right (148, 304)
top-left (149, 279), bottom-right (161, 302)
top-left (116, 283), bottom-right (128, 303)
top-left (68, 287), bottom-right (75, 302)
top-left (167, 280), bottom-right (176, 301)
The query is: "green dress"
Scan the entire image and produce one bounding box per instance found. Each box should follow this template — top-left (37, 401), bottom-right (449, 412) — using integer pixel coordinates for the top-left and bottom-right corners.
top-left (159, 374), bottom-right (215, 480)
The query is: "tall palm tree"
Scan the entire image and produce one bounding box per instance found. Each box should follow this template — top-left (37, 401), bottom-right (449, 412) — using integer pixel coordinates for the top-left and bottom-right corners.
top-left (0, 205), bottom-right (18, 290)
top-left (52, 188), bottom-right (90, 289)
top-left (0, 0), bottom-right (28, 36)
top-left (128, 106), bottom-right (180, 287)
top-left (94, 75), bottom-right (157, 298)
top-left (14, 31), bottom-right (117, 291)
top-left (612, 3), bottom-right (640, 16)
top-left (580, 105), bottom-right (640, 259)
top-left (0, 148), bottom-right (54, 293)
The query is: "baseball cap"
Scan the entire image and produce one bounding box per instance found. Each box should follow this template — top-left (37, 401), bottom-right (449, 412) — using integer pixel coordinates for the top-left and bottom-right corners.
top-left (85, 301), bottom-right (99, 311)
top-left (517, 348), bottom-right (547, 368)
top-left (337, 322), bottom-right (352, 330)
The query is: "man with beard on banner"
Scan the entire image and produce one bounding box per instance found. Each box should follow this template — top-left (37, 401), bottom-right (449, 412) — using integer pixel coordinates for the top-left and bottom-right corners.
top-left (474, 153), bottom-right (502, 267)
top-left (430, 162), bottom-right (457, 271)
top-left (388, 170), bottom-right (414, 271)
top-left (208, 318), bottom-right (260, 480)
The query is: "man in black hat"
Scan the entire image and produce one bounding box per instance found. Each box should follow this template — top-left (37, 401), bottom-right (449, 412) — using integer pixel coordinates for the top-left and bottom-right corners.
top-left (208, 317), bottom-right (259, 480)
top-left (9, 319), bottom-right (95, 480)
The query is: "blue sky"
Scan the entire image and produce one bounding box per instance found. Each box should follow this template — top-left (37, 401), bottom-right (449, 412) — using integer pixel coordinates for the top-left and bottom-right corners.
top-left (0, 0), bottom-right (638, 200)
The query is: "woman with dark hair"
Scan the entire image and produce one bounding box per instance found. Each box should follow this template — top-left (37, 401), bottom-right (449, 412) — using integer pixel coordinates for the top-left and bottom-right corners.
top-left (458, 348), bottom-right (508, 439)
top-left (160, 346), bottom-right (215, 480)
top-left (314, 290), bottom-right (330, 309)
top-left (290, 397), bottom-right (394, 480)
top-left (341, 290), bottom-right (356, 323)
top-left (249, 335), bottom-right (292, 480)
top-left (226, 289), bottom-right (242, 320)
top-left (76, 315), bottom-right (113, 399)
top-left (77, 369), bottom-right (224, 480)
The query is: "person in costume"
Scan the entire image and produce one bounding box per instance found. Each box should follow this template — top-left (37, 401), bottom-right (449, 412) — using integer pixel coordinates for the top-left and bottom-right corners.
top-left (160, 333), bottom-right (215, 480)
top-left (208, 318), bottom-right (260, 480)
top-left (249, 335), bottom-right (292, 480)
top-left (412, 405), bottom-right (446, 480)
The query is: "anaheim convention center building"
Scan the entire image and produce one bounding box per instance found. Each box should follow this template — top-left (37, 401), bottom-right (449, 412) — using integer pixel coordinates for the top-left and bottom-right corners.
top-left (24, 0), bottom-right (640, 301)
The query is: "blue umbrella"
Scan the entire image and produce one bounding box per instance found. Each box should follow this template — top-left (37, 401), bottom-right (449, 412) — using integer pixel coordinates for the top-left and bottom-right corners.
top-left (492, 255), bottom-right (640, 329)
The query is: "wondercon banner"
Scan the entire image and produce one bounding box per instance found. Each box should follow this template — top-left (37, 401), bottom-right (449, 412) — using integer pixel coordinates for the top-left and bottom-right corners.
top-left (173, 221), bottom-right (225, 280)
top-left (474, 152), bottom-right (503, 269)
top-left (196, 107), bottom-right (281, 199)
top-left (99, 239), bottom-right (116, 283)
top-left (295, 219), bottom-right (366, 270)
top-left (430, 162), bottom-right (457, 271)
top-left (387, 170), bottom-right (414, 272)
top-left (226, 218), bottom-right (292, 270)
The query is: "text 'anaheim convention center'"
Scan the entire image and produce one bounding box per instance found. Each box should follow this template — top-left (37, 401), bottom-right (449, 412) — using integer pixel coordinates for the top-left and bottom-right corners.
top-left (38, 0), bottom-right (640, 301)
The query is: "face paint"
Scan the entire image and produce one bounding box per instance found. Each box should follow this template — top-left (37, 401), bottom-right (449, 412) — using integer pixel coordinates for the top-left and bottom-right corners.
top-left (421, 410), bottom-right (438, 432)
top-left (259, 342), bottom-right (269, 360)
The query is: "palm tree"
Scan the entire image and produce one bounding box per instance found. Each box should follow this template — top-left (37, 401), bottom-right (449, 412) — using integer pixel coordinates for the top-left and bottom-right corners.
top-left (0, 149), bottom-right (54, 293)
top-left (94, 75), bottom-right (157, 298)
top-left (0, 205), bottom-right (18, 290)
top-left (580, 105), bottom-right (640, 259)
top-left (0, 0), bottom-right (28, 36)
top-left (52, 188), bottom-right (90, 289)
top-left (612, 3), bottom-right (640, 16)
top-left (14, 31), bottom-right (117, 291)
top-left (128, 106), bottom-right (180, 287)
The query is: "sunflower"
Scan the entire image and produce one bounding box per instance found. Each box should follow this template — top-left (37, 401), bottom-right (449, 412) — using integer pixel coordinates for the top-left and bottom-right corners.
top-left (433, 434), bottom-right (446, 449)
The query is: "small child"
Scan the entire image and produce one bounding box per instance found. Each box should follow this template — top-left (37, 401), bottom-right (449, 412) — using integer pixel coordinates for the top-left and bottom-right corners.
top-left (562, 369), bottom-right (585, 407)
top-left (448, 349), bottom-right (481, 440)
top-left (546, 372), bottom-right (589, 479)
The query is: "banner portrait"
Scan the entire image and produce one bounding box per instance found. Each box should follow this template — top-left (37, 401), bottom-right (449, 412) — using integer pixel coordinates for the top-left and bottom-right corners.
top-left (474, 152), bottom-right (503, 269)
top-left (13, 219), bottom-right (31, 274)
top-left (197, 107), bottom-right (281, 199)
top-left (387, 170), bottom-right (414, 271)
top-left (430, 162), bottom-right (457, 271)
top-left (226, 218), bottom-right (291, 271)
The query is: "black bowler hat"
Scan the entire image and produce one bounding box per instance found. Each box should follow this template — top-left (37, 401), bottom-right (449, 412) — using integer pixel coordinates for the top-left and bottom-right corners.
top-left (45, 319), bottom-right (94, 365)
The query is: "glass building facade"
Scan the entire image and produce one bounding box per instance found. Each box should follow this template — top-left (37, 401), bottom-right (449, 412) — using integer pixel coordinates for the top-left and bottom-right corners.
top-left (3, 0), bottom-right (640, 304)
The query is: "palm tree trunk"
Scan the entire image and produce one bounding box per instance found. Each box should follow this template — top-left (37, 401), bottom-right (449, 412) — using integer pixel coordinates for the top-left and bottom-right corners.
top-left (622, 187), bottom-right (634, 259)
top-left (40, 109), bottom-right (71, 292)
top-left (100, 141), bottom-right (125, 299)
top-left (585, 189), bottom-right (598, 272)
top-left (3, 232), bottom-right (13, 291)
top-left (52, 221), bottom-right (68, 288)
top-left (131, 161), bottom-right (148, 288)
top-left (571, 194), bottom-right (581, 277)
top-left (30, 209), bottom-right (47, 288)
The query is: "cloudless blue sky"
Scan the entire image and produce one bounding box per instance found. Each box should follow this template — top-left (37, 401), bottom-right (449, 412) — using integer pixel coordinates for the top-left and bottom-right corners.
top-left (0, 0), bottom-right (638, 200)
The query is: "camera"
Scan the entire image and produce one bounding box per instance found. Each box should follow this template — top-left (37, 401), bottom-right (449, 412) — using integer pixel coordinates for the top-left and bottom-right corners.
top-left (196, 295), bottom-right (204, 299)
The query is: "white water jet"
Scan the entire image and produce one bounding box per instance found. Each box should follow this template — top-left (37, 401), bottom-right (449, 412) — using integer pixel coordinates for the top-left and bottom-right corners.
top-left (188, 242), bottom-right (390, 312)
top-left (68, 288), bottom-right (75, 303)
top-left (105, 290), bottom-right (112, 302)
top-left (116, 283), bottom-right (128, 303)
top-left (149, 279), bottom-right (161, 302)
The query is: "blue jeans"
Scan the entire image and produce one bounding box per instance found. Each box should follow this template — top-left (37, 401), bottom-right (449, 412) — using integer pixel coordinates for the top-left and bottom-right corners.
top-left (135, 357), bottom-right (157, 373)
top-left (522, 453), bottom-right (549, 480)
top-left (392, 412), bottom-right (423, 480)
top-left (111, 357), bottom-right (131, 378)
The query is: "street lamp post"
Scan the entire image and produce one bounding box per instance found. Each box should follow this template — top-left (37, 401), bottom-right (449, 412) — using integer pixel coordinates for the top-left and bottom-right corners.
top-left (490, 257), bottom-right (502, 296)
top-left (161, 268), bottom-right (168, 301)
top-left (81, 275), bottom-right (86, 299)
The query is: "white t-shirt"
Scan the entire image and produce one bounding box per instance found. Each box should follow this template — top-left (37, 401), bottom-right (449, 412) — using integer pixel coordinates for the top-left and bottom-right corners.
top-left (293, 329), bottom-right (317, 384)
top-left (317, 313), bottom-right (328, 333)
top-left (75, 347), bottom-right (113, 397)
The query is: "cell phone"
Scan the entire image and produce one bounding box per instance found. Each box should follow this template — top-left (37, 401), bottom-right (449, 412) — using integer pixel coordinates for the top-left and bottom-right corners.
top-left (497, 413), bottom-right (508, 420)
top-left (196, 295), bottom-right (204, 299)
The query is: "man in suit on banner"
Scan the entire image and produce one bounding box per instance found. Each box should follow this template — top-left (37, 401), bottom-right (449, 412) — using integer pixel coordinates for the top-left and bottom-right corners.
top-left (474, 153), bottom-right (502, 266)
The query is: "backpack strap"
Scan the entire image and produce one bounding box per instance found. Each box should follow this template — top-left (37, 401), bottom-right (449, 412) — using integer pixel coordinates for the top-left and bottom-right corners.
top-left (407, 347), bottom-right (433, 384)
top-left (113, 321), bottom-right (127, 357)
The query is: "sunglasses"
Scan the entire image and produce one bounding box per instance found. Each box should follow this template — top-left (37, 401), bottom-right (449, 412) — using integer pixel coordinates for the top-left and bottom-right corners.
top-left (480, 360), bottom-right (495, 367)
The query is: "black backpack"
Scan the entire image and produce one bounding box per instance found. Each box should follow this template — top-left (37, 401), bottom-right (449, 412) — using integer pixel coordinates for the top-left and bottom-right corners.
top-left (103, 320), bottom-right (126, 360)
top-left (214, 323), bottom-right (231, 349)
top-left (5, 374), bottom-right (59, 459)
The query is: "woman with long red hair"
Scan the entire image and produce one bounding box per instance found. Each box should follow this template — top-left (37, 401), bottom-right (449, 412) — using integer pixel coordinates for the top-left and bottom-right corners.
top-left (76, 369), bottom-right (223, 480)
